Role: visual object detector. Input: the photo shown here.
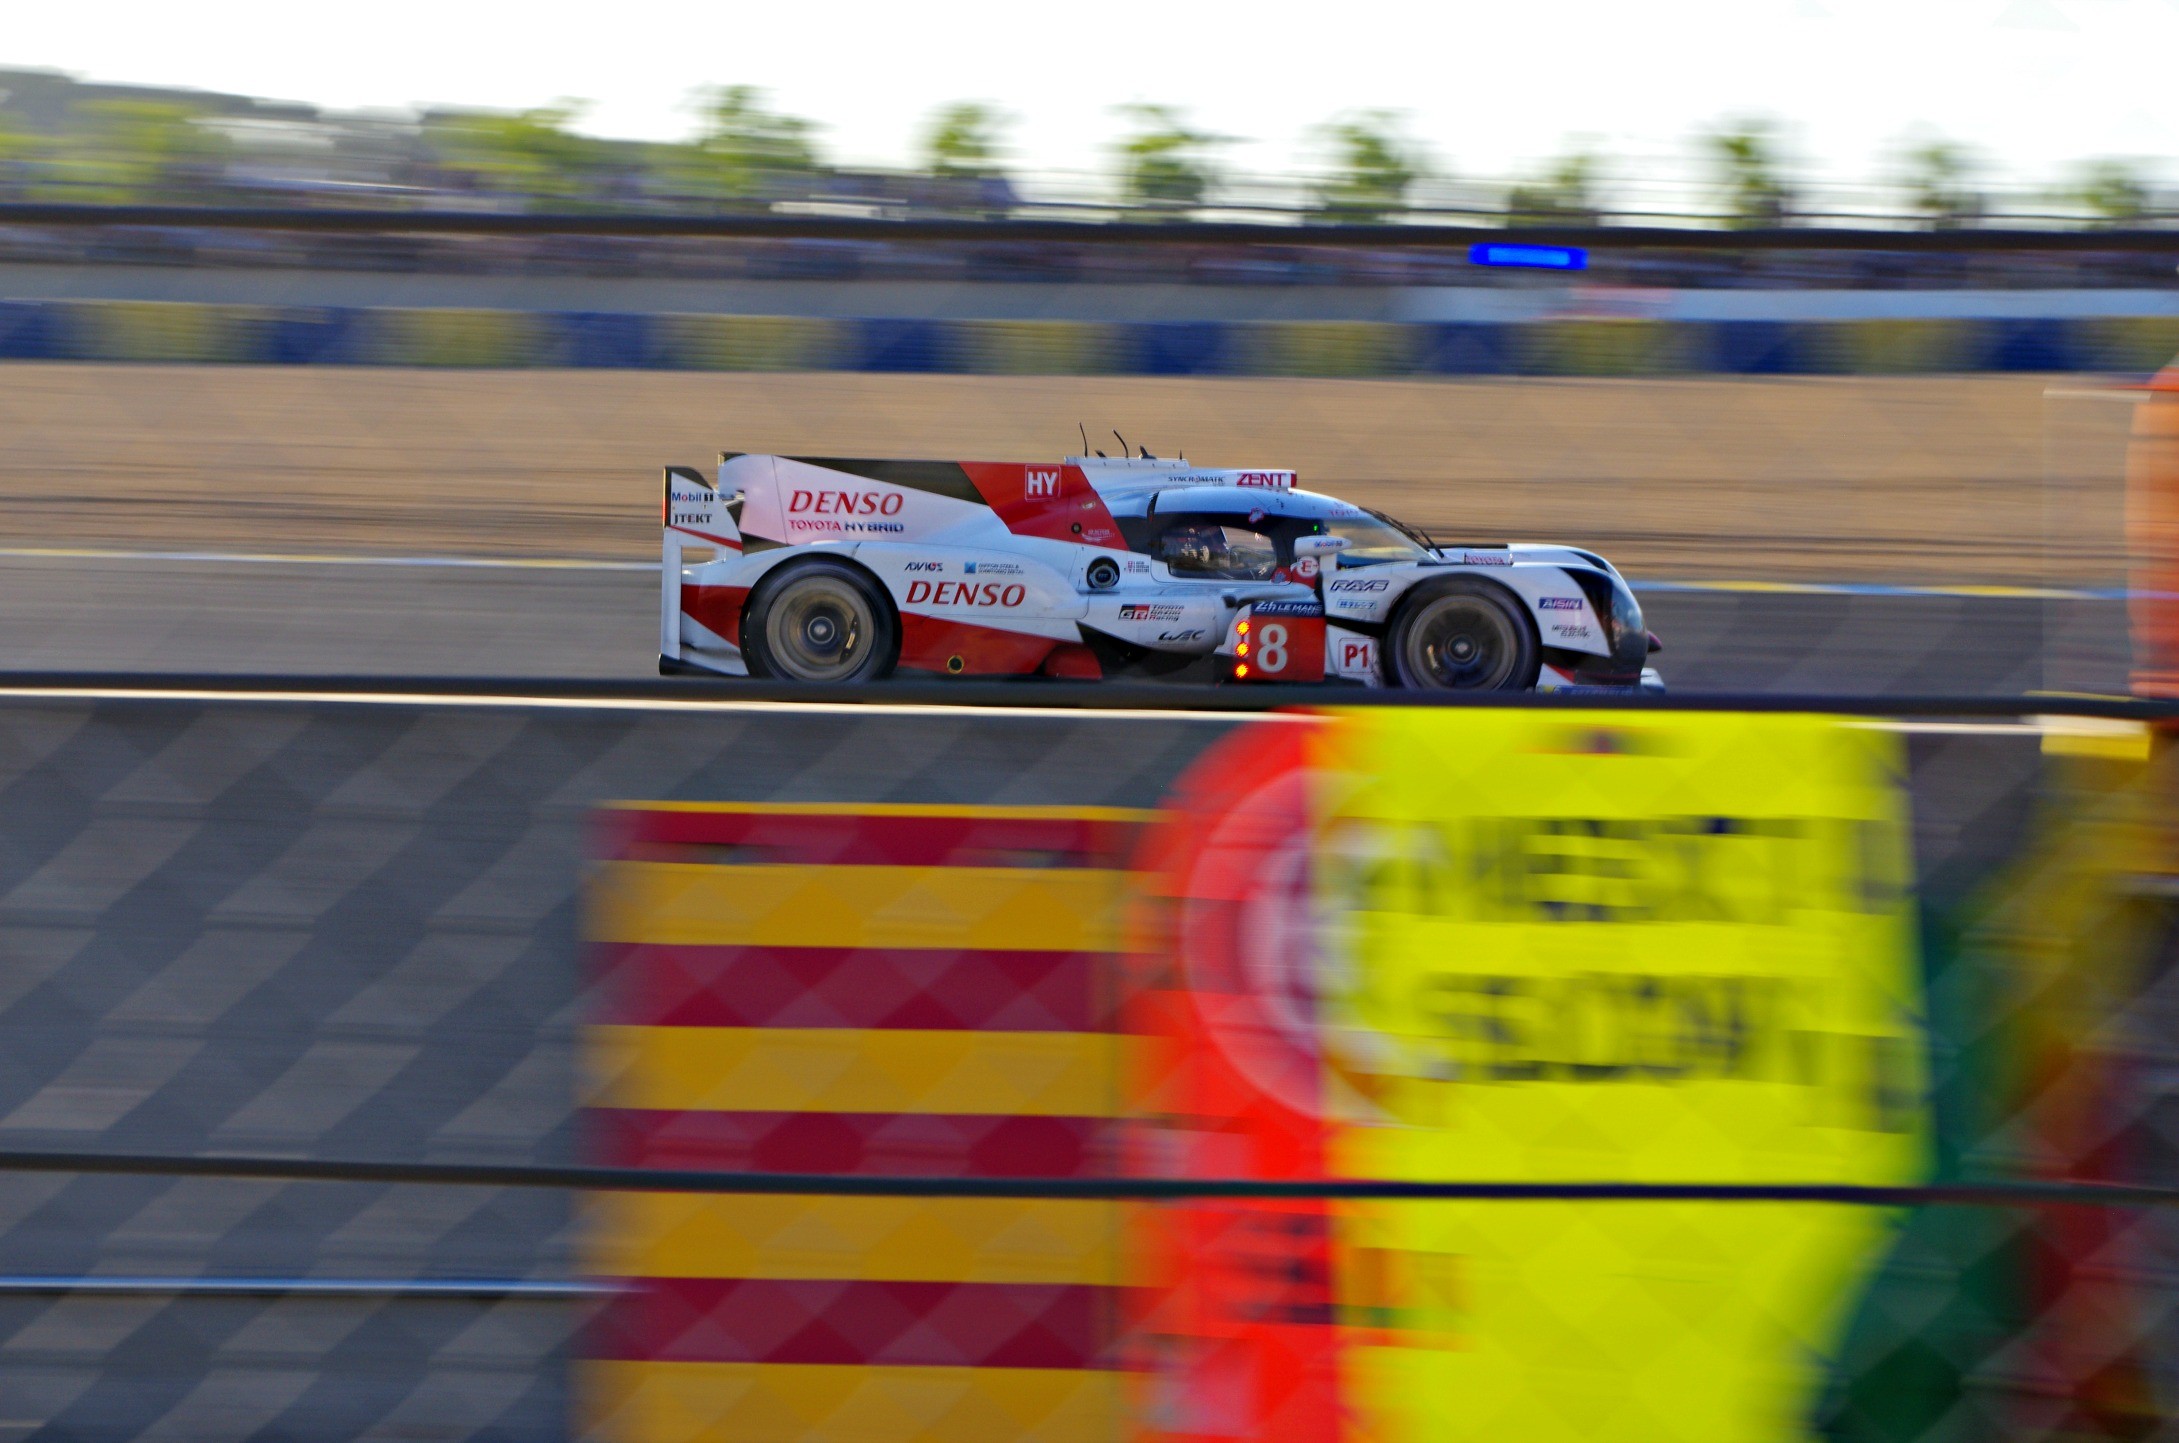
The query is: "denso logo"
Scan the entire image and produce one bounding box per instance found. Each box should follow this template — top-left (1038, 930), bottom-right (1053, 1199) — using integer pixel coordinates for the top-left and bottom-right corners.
top-left (1025, 469), bottom-right (1060, 498)
top-left (1539, 596), bottom-right (1583, 610)
top-left (788, 489), bottom-right (905, 516)
top-left (905, 580), bottom-right (1027, 608)
top-left (1328, 578), bottom-right (1390, 592)
top-left (904, 561), bottom-right (945, 572)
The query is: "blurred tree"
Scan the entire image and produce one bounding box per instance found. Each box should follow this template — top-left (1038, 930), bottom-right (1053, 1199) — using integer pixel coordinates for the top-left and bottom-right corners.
top-left (1311, 112), bottom-right (1418, 222)
top-left (0, 117), bottom-right (44, 199)
top-left (1505, 151), bottom-right (1603, 226)
top-left (920, 102), bottom-right (1007, 178)
top-left (429, 102), bottom-right (600, 203)
top-left (1113, 104), bottom-right (1222, 211)
top-left (2063, 158), bottom-right (2152, 225)
top-left (67, 100), bottom-right (224, 202)
top-left (674, 85), bottom-right (823, 202)
top-left (1705, 120), bottom-right (1793, 228)
top-left (1901, 139), bottom-right (1983, 228)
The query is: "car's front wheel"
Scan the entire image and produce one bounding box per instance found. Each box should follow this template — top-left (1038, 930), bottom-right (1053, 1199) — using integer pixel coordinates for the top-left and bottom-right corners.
top-left (742, 560), bottom-right (899, 683)
top-left (1385, 578), bottom-right (1540, 691)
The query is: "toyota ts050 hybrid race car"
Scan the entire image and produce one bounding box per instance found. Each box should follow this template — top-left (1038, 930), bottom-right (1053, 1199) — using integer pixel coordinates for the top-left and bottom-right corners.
top-left (659, 451), bottom-right (1663, 692)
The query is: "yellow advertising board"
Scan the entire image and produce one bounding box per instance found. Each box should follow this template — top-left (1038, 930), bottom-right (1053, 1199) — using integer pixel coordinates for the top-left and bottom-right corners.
top-left (1306, 710), bottom-right (1930, 1443)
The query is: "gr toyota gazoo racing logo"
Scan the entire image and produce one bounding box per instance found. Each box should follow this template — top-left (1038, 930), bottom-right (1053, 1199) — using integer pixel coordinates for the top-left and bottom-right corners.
top-left (904, 580), bottom-right (1027, 608)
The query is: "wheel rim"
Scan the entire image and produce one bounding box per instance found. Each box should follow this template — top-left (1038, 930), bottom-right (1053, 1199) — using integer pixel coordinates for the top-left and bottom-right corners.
top-left (1401, 595), bottom-right (1522, 689)
top-left (764, 575), bottom-right (877, 681)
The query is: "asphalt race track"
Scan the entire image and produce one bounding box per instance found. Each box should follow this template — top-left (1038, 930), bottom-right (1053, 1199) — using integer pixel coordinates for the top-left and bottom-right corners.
top-left (0, 553), bottom-right (2131, 697)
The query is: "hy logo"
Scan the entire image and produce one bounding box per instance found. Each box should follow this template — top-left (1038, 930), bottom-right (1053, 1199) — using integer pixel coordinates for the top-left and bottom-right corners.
top-left (1025, 469), bottom-right (1061, 499)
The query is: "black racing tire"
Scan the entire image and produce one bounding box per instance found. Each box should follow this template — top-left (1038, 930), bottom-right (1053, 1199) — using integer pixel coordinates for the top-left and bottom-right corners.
top-left (1384, 577), bottom-right (1541, 692)
top-left (741, 559), bottom-right (899, 683)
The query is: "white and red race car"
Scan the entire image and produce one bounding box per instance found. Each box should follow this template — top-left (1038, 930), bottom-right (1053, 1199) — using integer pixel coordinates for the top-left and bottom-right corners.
top-left (660, 452), bottom-right (1663, 691)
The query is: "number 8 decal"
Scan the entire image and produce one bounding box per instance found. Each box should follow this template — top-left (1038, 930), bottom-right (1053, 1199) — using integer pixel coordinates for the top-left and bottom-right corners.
top-left (1258, 623), bottom-right (1288, 673)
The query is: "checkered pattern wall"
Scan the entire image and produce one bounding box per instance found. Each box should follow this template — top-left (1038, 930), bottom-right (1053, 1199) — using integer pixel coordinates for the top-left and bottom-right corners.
top-left (0, 696), bottom-right (1227, 1442)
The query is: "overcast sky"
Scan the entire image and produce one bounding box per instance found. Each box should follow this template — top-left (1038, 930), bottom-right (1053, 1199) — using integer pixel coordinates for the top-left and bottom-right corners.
top-left (5, 0), bottom-right (2172, 190)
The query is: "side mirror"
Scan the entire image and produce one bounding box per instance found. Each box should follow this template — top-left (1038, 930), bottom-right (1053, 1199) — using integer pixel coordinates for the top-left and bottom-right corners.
top-left (1293, 535), bottom-right (1348, 575)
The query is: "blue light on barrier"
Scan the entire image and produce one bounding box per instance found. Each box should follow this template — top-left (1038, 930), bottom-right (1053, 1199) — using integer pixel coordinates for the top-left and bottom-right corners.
top-left (1469, 243), bottom-right (1588, 270)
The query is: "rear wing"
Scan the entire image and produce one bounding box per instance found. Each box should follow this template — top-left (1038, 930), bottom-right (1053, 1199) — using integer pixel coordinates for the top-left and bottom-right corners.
top-left (659, 457), bottom-right (746, 663)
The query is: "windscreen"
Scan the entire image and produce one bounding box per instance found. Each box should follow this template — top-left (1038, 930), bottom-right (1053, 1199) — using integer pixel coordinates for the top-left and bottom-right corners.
top-left (1322, 511), bottom-right (1433, 564)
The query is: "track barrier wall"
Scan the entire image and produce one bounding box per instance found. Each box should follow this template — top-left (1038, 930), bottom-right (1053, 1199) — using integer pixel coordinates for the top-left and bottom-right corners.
top-left (1, 687), bottom-right (2176, 1440)
top-left (4, 299), bottom-right (2179, 375)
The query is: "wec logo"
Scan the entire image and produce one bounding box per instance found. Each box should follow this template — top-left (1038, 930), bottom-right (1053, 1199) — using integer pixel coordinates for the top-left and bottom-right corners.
top-left (905, 580), bottom-right (1027, 608)
top-left (788, 489), bottom-right (905, 517)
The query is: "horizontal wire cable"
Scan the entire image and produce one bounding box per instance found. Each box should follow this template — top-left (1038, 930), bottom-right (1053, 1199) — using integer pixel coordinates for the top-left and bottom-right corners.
top-left (1, 1151), bottom-right (2174, 1207)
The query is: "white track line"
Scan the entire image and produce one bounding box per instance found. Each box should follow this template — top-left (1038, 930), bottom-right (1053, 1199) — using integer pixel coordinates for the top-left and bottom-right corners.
top-left (0, 686), bottom-right (2127, 734)
top-left (0, 686), bottom-right (1296, 723)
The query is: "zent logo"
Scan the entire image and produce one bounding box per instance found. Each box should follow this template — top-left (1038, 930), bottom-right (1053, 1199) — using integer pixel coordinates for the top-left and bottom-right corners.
top-left (904, 580), bottom-right (1026, 608)
top-left (1025, 469), bottom-right (1061, 498)
top-left (1234, 471), bottom-right (1293, 489)
top-left (788, 489), bottom-right (905, 516)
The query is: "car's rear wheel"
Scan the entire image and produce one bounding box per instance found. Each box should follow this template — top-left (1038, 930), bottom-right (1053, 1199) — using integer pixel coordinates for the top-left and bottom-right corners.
top-left (1386, 578), bottom-right (1540, 691)
top-left (743, 560), bottom-right (898, 683)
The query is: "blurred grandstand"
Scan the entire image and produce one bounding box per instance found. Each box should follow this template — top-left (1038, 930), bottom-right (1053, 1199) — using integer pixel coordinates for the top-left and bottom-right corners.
top-left (1, 67), bottom-right (2176, 290)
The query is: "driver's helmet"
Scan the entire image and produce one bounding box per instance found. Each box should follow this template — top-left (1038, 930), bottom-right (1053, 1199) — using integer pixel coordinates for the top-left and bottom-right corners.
top-left (1162, 523), bottom-right (1229, 571)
